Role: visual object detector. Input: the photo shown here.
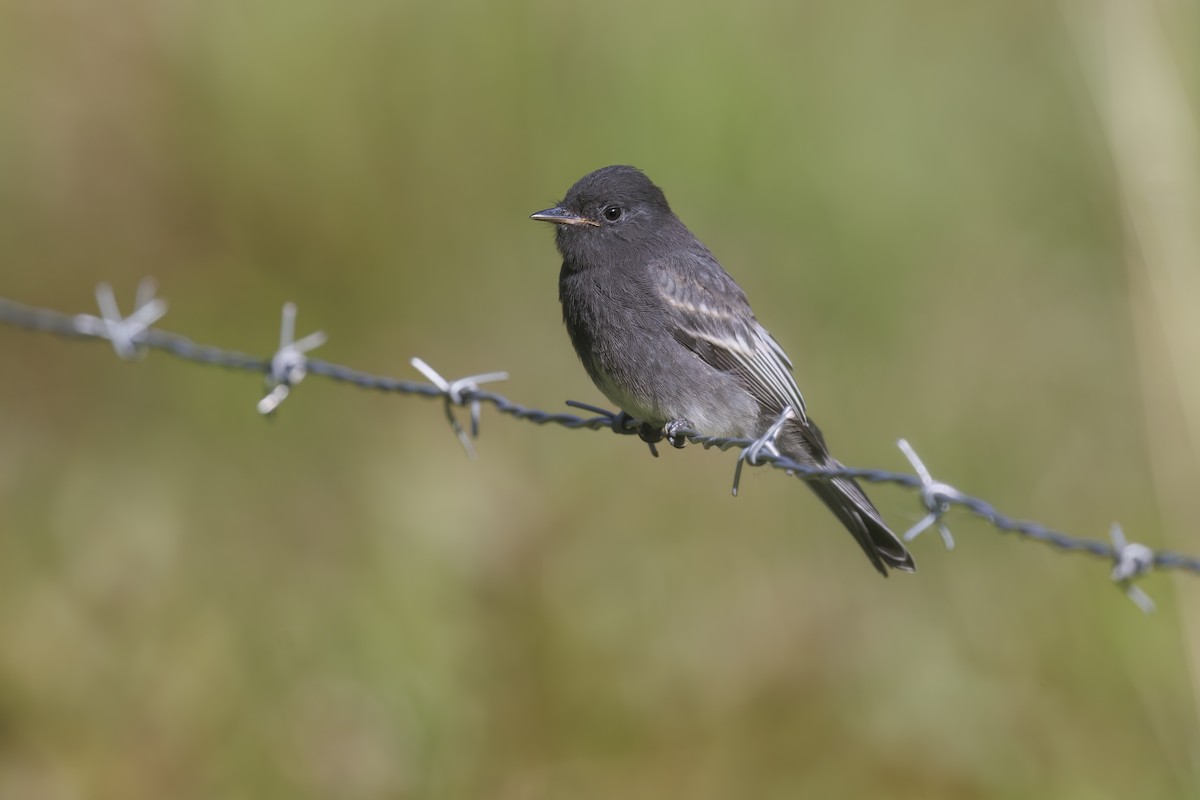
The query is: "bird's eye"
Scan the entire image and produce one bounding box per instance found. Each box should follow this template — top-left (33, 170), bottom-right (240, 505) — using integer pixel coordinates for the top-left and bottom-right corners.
top-left (602, 205), bottom-right (623, 222)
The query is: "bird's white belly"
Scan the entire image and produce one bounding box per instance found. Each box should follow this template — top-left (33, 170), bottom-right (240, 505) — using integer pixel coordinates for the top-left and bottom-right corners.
top-left (593, 368), bottom-right (752, 438)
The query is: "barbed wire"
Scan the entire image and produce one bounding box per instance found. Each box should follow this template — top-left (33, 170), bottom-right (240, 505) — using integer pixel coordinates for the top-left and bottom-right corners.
top-left (2, 280), bottom-right (1196, 612)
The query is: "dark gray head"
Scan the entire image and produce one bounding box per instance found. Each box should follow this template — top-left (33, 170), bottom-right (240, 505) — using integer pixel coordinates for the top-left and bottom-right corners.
top-left (531, 166), bottom-right (681, 266)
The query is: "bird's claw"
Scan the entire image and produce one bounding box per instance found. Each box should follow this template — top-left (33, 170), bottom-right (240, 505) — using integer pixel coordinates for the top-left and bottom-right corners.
top-left (663, 419), bottom-right (692, 449)
top-left (637, 422), bottom-right (664, 445)
top-left (634, 421), bottom-right (661, 458)
top-left (637, 419), bottom-right (691, 450)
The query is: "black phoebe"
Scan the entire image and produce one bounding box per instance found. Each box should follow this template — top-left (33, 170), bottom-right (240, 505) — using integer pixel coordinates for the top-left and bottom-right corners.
top-left (532, 165), bottom-right (915, 576)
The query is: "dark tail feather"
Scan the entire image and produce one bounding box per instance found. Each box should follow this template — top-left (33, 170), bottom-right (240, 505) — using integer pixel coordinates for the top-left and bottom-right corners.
top-left (780, 418), bottom-right (915, 576)
top-left (804, 474), bottom-right (916, 577)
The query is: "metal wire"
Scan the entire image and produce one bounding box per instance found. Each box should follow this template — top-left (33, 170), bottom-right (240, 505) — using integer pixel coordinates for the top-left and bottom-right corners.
top-left (2, 284), bottom-right (1195, 612)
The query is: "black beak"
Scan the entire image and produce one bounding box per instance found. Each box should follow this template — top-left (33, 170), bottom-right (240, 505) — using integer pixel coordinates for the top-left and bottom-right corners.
top-left (530, 206), bottom-right (599, 227)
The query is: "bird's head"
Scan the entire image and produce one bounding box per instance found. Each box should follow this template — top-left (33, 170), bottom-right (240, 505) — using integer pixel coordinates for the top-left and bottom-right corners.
top-left (531, 165), bottom-right (675, 265)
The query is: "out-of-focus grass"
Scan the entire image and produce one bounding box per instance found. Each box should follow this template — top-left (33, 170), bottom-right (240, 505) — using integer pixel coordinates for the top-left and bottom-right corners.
top-left (1, 1), bottom-right (1197, 797)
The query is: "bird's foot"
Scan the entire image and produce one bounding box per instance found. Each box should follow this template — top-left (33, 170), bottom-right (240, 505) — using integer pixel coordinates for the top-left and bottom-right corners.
top-left (663, 418), bottom-right (693, 449)
top-left (637, 422), bottom-right (664, 445)
top-left (637, 419), bottom-right (692, 453)
top-left (636, 421), bottom-right (662, 458)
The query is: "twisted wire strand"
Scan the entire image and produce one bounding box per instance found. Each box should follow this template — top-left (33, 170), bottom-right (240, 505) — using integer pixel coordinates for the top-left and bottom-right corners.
top-left (1, 289), bottom-right (1194, 612)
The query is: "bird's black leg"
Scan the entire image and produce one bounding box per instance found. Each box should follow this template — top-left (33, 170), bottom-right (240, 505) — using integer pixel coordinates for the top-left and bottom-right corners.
top-left (663, 418), bottom-right (693, 449)
top-left (636, 421), bottom-right (663, 458)
top-left (637, 422), bottom-right (664, 444)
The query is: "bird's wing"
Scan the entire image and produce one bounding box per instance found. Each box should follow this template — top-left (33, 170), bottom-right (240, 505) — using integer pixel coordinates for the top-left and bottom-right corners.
top-left (652, 250), bottom-right (807, 422)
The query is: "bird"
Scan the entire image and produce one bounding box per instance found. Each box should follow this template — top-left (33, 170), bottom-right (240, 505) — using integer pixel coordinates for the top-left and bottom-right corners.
top-left (531, 165), bottom-right (915, 576)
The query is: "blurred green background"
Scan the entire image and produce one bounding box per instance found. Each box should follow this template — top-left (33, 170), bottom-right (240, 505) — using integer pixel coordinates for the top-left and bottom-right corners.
top-left (1, 1), bottom-right (1198, 797)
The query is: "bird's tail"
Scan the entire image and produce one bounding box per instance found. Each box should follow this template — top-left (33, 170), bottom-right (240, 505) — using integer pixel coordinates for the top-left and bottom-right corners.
top-left (782, 421), bottom-right (915, 577)
top-left (803, 474), bottom-right (915, 577)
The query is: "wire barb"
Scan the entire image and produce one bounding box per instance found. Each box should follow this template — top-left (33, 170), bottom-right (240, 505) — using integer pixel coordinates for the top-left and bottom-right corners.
top-left (257, 302), bottom-right (327, 415)
top-left (410, 357), bottom-right (508, 458)
top-left (731, 406), bottom-right (795, 497)
top-left (0, 282), bottom-right (1196, 610)
top-left (563, 402), bottom-right (655, 455)
top-left (1109, 522), bottom-right (1156, 613)
top-left (89, 278), bottom-right (168, 359)
top-left (896, 439), bottom-right (960, 551)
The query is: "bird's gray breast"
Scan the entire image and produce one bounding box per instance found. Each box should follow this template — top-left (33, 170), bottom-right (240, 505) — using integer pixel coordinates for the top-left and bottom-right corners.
top-left (558, 263), bottom-right (758, 436)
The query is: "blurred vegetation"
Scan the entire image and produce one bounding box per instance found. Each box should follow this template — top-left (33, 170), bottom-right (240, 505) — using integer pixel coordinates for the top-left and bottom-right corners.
top-left (1, 0), bottom-right (1198, 797)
